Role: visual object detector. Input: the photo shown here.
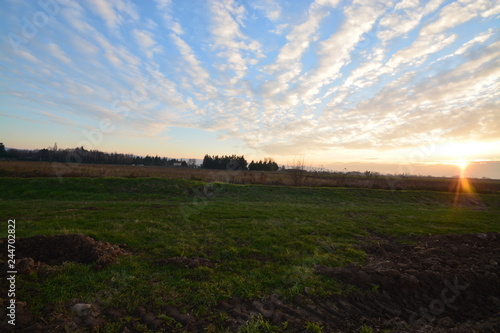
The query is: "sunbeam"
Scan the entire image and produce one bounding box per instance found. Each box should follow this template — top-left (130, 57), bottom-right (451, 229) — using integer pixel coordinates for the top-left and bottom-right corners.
top-left (453, 160), bottom-right (485, 209)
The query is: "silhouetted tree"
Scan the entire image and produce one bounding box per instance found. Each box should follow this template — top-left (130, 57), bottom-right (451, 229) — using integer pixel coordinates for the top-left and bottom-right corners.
top-left (248, 157), bottom-right (279, 171)
top-left (0, 143), bottom-right (6, 157)
top-left (201, 154), bottom-right (247, 170)
top-left (2, 144), bottom-right (194, 167)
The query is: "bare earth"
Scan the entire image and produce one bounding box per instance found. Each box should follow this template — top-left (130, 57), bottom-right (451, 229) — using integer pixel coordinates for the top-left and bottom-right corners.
top-left (1, 233), bottom-right (499, 332)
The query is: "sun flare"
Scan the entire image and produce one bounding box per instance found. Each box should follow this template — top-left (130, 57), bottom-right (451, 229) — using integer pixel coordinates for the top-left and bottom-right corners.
top-left (457, 160), bottom-right (468, 171)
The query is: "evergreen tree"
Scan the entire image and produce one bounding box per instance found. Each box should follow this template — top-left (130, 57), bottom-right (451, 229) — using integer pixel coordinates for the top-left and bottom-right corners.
top-left (201, 154), bottom-right (247, 170)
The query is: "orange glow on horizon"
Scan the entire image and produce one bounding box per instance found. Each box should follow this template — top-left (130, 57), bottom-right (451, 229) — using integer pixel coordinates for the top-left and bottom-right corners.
top-left (457, 160), bottom-right (468, 173)
top-left (457, 176), bottom-right (474, 194)
top-left (457, 160), bottom-right (473, 193)
top-left (453, 159), bottom-right (480, 207)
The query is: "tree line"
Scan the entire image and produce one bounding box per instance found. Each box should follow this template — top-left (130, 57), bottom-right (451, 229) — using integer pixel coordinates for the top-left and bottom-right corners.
top-left (201, 154), bottom-right (280, 171)
top-left (0, 143), bottom-right (190, 167)
top-left (1, 143), bottom-right (282, 171)
top-left (201, 154), bottom-right (248, 170)
top-left (249, 158), bottom-right (279, 171)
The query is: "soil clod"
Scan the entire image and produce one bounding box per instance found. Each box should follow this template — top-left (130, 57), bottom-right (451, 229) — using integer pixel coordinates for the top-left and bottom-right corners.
top-left (0, 233), bottom-right (127, 272)
top-left (216, 233), bottom-right (499, 332)
top-left (1, 233), bottom-right (498, 332)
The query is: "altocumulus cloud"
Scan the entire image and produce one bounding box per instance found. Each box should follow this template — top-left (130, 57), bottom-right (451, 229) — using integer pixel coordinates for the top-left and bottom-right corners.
top-left (0, 0), bottom-right (499, 164)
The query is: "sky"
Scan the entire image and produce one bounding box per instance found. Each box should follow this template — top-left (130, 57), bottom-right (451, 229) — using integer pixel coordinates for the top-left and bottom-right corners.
top-left (0, 0), bottom-right (499, 178)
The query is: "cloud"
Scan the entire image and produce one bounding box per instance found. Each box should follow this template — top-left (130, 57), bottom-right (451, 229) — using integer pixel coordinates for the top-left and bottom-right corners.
top-left (36, 111), bottom-right (81, 127)
top-left (153, 0), bottom-right (216, 98)
top-left (208, 0), bottom-right (263, 82)
top-left (132, 29), bottom-right (160, 58)
top-left (270, 23), bottom-right (288, 35)
top-left (341, 40), bottom-right (500, 147)
top-left (132, 29), bottom-right (155, 50)
top-left (17, 50), bottom-right (40, 64)
top-left (340, 0), bottom-right (498, 99)
top-left (61, 3), bottom-right (141, 74)
top-left (433, 28), bottom-right (496, 63)
top-left (114, 0), bottom-right (139, 21)
top-left (343, 0), bottom-right (490, 91)
top-left (343, 47), bottom-right (387, 88)
top-left (86, 0), bottom-right (138, 30)
top-left (421, 0), bottom-right (499, 36)
top-left (141, 65), bottom-right (198, 114)
top-left (155, 0), bottom-right (171, 10)
top-left (262, 0), bottom-right (335, 99)
top-left (378, 0), bottom-right (445, 41)
top-left (293, 1), bottom-right (389, 102)
top-left (169, 33), bottom-right (216, 97)
top-left (1, 0), bottom-right (499, 167)
top-left (87, 0), bottom-right (120, 29)
top-left (70, 35), bottom-right (100, 57)
top-left (154, 0), bottom-right (184, 34)
top-left (386, 33), bottom-right (457, 69)
top-left (454, 28), bottom-right (496, 55)
top-left (271, 33), bottom-right (500, 155)
top-left (46, 43), bottom-right (71, 64)
top-left (250, 0), bottom-right (282, 21)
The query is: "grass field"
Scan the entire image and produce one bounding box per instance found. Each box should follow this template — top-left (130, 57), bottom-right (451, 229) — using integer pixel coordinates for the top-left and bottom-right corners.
top-left (1, 176), bottom-right (499, 332)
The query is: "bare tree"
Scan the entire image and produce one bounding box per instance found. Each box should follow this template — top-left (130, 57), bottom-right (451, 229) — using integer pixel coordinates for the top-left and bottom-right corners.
top-left (289, 157), bottom-right (309, 186)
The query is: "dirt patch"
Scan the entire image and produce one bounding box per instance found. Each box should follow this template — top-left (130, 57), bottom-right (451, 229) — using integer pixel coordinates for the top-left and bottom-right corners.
top-left (0, 234), bottom-right (127, 272)
top-left (1, 233), bottom-right (498, 332)
top-left (314, 232), bottom-right (500, 331)
top-left (217, 233), bottom-right (499, 332)
top-left (0, 300), bottom-right (199, 332)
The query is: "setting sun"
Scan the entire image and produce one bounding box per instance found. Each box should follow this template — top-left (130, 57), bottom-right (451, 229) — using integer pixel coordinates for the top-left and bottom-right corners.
top-left (457, 160), bottom-right (468, 171)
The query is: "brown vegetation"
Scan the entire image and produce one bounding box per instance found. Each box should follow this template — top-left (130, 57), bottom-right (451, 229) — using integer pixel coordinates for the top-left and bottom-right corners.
top-left (1, 160), bottom-right (499, 193)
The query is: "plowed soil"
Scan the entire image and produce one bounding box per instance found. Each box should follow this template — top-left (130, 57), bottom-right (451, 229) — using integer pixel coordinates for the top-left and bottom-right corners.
top-left (218, 233), bottom-right (499, 332)
top-left (1, 233), bottom-right (498, 332)
top-left (0, 233), bottom-right (126, 272)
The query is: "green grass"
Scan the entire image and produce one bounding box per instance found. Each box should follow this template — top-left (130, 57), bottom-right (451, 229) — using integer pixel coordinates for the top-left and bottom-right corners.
top-left (1, 177), bottom-right (499, 330)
